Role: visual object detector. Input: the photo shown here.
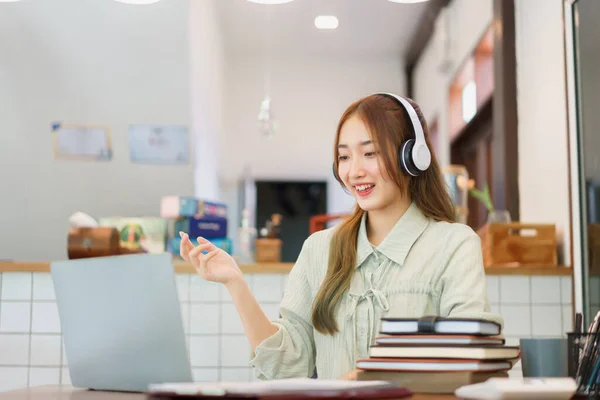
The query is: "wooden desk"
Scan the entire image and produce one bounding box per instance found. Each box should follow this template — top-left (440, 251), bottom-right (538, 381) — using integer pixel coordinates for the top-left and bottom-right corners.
top-left (0, 385), bottom-right (459, 399)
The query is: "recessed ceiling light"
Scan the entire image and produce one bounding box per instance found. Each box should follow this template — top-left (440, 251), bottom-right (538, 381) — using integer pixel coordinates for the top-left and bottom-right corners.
top-left (114, 0), bottom-right (162, 4)
top-left (246, 0), bottom-right (295, 4)
top-left (388, 0), bottom-right (429, 3)
top-left (315, 15), bottom-right (339, 30)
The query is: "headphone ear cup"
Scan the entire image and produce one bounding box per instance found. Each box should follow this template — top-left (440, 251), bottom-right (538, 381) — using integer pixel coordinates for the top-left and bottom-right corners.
top-left (400, 139), bottom-right (421, 177)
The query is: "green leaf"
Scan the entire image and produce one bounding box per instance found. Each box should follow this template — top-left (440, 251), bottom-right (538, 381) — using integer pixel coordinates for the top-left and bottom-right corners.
top-left (469, 183), bottom-right (494, 212)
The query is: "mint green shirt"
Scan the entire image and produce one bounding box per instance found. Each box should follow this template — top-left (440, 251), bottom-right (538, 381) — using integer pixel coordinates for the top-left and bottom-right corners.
top-left (250, 202), bottom-right (503, 380)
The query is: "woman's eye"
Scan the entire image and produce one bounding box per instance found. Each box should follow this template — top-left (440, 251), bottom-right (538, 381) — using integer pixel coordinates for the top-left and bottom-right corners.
top-left (365, 152), bottom-right (377, 157)
top-left (338, 155), bottom-right (349, 161)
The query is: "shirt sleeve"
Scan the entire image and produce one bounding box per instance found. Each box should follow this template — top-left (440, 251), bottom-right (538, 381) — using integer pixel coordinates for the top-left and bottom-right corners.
top-left (249, 237), bottom-right (317, 380)
top-left (438, 228), bottom-right (504, 329)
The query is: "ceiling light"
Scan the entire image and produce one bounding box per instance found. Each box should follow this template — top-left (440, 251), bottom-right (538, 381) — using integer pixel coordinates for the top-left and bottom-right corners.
top-left (315, 16), bottom-right (339, 30)
top-left (246, 0), bottom-right (295, 4)
top-left (388, 0), bottom-right (430, 3)
top-left (114, 0), bottom-right (162, 4)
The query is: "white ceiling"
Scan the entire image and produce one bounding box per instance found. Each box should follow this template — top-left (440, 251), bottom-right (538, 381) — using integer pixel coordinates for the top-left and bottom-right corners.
top-left (214, 0), bottom-right (430, 60)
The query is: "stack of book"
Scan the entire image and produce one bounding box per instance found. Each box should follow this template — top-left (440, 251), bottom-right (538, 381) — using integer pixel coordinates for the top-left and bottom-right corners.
top-left (160, 196), bottom-right (232, 256)
top-left (356, 316), bottom-right (520, 394)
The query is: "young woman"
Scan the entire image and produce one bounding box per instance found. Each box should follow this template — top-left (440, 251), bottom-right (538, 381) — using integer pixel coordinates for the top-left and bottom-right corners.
top-left (179, 93), bottom-right (502, 380)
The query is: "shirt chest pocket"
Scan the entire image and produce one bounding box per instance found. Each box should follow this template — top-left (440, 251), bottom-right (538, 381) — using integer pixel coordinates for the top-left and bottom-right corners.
top-left (384, 281), bottom-right (440, 318)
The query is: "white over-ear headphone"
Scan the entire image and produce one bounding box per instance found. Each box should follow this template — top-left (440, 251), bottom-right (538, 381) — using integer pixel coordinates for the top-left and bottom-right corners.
top-left (377, 92), bottom-right (432, 177)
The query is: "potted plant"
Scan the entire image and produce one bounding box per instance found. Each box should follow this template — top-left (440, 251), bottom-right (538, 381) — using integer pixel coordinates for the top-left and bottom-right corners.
top-left (456, 177), bottom-right (511, 223)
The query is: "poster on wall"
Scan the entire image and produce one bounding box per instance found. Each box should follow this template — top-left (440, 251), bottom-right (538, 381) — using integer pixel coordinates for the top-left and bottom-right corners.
top-left (52, 122), bottom-right (113, 161)
top-left (128, 124), bottom-right (189, 165)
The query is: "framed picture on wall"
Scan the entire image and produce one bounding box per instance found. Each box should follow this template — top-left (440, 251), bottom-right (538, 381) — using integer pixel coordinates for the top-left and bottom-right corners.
top-left (52, 122), bottom-right (113, 161)
top-left (128, 124), bottom-right (190, 165)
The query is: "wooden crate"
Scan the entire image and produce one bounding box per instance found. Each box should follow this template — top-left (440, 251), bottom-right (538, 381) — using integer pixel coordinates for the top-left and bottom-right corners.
top-left (477, 223), bottom-right (557, 267)
top-left (255, 238), bottom-right (282, 263)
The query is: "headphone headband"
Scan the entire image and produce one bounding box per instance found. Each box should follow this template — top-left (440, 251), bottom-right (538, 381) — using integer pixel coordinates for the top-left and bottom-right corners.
top-left (376, 92), bottom-right (431, 174)
top-left (377, 92), bottom-right (425, 146)
top-left (332, 92), bottom-right (432, 182)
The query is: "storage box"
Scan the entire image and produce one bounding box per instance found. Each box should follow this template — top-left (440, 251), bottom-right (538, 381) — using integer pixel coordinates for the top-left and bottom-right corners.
top-left (160, 196), bottom-right (227, 219)
top-left (477, 223), bottom-right (558, 267)
top-left (67, 227), bottom-right (121, 259)
top-left (98, 217), bottom-right (167, 254)
top-left (255, 238), bottom-right (282, 263)
top-left (170, 237), bottom-right (233, 255)
top-left (175, 216), bottom-right (228, 239)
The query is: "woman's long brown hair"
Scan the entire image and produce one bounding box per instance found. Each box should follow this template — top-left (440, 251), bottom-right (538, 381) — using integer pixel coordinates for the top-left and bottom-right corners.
top-left (312, 94), bottom-right (456, 335)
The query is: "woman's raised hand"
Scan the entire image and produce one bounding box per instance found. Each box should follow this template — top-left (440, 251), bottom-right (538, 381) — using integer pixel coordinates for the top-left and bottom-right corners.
top-left (179, 232), bottom-right (243, 285)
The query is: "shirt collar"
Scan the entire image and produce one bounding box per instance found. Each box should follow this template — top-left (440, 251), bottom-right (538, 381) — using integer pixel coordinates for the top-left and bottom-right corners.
top-left (355, 202), bottom-right (430, 268)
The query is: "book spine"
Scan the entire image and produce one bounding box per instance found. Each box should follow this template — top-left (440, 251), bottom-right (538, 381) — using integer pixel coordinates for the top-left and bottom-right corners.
top-left (160, 196), bottom-right (228, 219)
top-left (197, 200), bottom-right (228, 219)
top-left (188, 216), bottom-right (228, 239)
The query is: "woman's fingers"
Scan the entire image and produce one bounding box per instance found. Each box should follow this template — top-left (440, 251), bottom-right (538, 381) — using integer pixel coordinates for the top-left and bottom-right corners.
top-left (179, 232), bottom-right (193, 261)
top-left (188, 242), bottom-right (214, 259)
top-left (204, 249), bottom-right (220, 263)
top-left (196, 236), bottom-right (216, 247)
top-left (179, 233), bottom-right (221, 272)
top-left (195, 237), bottom-right (218, 252)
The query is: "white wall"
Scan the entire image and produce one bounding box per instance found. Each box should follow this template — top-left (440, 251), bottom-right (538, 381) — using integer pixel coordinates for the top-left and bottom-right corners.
top-left (0, 0), bottom-right (192, 261)
top-left (515, 0), bottom-right (570, 264)
top-left (219, 56), bottom-right (406, 232)
top-left (413, 0), bottom-right (572, 265)
top-left (189, 0), bottom-right (223, 202)
top-left (413, 0), bottom-right (493, 166)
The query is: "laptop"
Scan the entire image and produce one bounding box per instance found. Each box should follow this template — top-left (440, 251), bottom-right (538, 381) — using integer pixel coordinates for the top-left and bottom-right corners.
top-left (51, 253), bottom-right (193, 392)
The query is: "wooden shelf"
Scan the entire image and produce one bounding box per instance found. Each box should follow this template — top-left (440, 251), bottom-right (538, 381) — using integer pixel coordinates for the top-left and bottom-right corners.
top-left (0, 260), bottom-right (572, 276)
top-left (172, 261), bottom-right (294, 274)
top-left (0, 260), bottom-right (295, 275)
top-left (484, 264), bottom-right (572, 276)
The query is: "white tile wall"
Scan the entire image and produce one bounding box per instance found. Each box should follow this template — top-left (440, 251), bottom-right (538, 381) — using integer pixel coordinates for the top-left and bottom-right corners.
top-left (0, 302), bottom-right (31, 333)
top-left (499, 276), bottom-right (531, 304)
top-left (191, 304), bottom-right (219, 334)
top-left (220, 336), bottom-right (250, 367)
top-left (32, 274), bottom-right (55, 301)
top-left (501, 305), bottom-right (532, 336)
top-left (189, 336), bottom-right (220, 367)
top-left (0, 272), bottom-right (574, 392)
top-left (253, 275), bottom-right (284, 303)
top-left (490, 275), bottom-right (573, 350)
top-left (190, 275), bottom-right (221, 302)
top-left (30, 335), bottom-right (61, 366)
top-left (29, 367), bottom-right (60, 387)
top-left (220, 368), bottom-right (252, 382)
top-left (2, 273), bottom-right (32, 300)
top-left (192, 368), bottom-right (219, 382)
top-left (531, 277), bottom-right (561, 304)
top-left (0, 334), bottom-right (29, 365)
top-left (0, 367), bottom-right (28, 392)
top-left (31, 303), bottom-right (61, 333)
top-left (486, 276), bottom-right (500, 304)
top-left (531, 305), bottom-right (563, 336)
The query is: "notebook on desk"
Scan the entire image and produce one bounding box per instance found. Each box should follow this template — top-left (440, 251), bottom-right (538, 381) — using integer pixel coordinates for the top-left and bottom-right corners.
top-left (146, 379), bottom-right (412, 399)
top-left (369, 344), bottom-right (520, 360)
top-left (379, 316), bottom-right (501, 336)
top-left (356, 358), bottom-right (517, 372)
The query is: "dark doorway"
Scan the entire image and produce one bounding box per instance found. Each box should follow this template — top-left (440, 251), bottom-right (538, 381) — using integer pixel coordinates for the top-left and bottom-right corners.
top-left (255, 181), bottom-right (327, 262)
